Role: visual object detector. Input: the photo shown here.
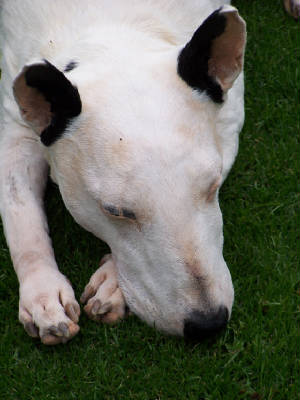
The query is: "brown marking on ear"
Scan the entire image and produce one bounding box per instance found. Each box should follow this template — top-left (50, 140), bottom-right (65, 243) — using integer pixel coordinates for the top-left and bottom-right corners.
top-left (208, 9), bottom-right (246, 92)
top-left (13, 68), bottom-right (52, 133)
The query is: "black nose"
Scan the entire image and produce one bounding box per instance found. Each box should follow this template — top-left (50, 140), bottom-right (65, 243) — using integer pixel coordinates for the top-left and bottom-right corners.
top-left (184, 306), bottom-right (229, 341)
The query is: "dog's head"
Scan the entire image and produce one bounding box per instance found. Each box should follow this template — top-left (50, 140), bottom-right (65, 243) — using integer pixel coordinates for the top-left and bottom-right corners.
top-left (13, 6), bottom-right (246, 339)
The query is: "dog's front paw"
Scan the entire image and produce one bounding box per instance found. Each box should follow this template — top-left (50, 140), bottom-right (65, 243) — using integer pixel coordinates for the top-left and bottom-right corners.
top-left (19, 269), bottom-right (80, 345)
top-left (80, 254), bottom-right (126, 324)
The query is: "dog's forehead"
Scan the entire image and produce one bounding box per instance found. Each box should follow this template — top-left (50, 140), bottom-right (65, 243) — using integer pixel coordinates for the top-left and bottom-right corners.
top-left (65, 52), bottom-right (222, 200)
top-left (80, 101), bottom-right (220, 179)
top-left (79, 49), bottom-right (216, 140)
top-left (81, 67), bottom-right (219, 154)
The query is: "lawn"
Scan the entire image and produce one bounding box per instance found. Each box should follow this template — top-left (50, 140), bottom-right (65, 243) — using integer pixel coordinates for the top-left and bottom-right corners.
top-left (0, 1), bottom-right (299, 399)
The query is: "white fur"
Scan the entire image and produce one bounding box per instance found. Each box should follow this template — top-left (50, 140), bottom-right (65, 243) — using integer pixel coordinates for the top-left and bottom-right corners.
top-left (0, 0), bottom-right (245, 341)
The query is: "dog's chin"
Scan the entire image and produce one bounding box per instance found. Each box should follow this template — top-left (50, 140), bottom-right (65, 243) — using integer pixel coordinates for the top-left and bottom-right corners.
top-left (125, 297), bottom-right (185, 337)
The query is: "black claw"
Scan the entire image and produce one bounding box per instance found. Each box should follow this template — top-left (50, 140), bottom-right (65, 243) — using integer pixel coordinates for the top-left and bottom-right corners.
top-left (58, 322), bottom-right (69, 337)
top-left (48, 325), bottom-right (61, 336)
top-left (24, 321), bottom-right (39, 338)
top-left (66, 303), bottom-right (79, 322)
top-left (91, 299), bottom-right (101, 316)
top-left (80, 284), bottom-right (95, 304)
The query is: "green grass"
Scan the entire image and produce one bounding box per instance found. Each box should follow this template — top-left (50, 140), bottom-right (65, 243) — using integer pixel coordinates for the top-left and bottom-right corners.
top-left (0, 1), bottom-right (299, 399)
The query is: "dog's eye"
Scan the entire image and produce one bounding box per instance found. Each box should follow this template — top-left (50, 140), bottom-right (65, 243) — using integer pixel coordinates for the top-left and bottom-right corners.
top-left (102, 204), bottom-right (136, 220)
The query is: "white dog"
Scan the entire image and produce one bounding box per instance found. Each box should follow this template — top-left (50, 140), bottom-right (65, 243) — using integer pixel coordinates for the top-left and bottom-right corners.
top-left (0, 0), bottom-right (247, 344)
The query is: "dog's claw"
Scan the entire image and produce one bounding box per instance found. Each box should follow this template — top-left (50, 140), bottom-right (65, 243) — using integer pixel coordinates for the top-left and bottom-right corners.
top-left (18, 269), bottom-right (81, 344)
top-left (58, 322), bottom-right (70, 337)
top-left (98, 302), bottom-right (112, 315)
top-left (81, 254), bottom-right (127, 324)
top-left (41, 322), bottom-right (79, 345)
top-left (91, 299), bottom-right (101, 316)
top-left (89, 300), bottom-right (112, 317)
top-left (48, 325), bottom-right (61, 336)
top-left (80, 284), bottom-right (95, 304)
top-left (24, 321), bottom-right (39, 338)
top-left (65, 303), bottom-right (80, 323)
top-left (47, 322), bottom-right (69, 338)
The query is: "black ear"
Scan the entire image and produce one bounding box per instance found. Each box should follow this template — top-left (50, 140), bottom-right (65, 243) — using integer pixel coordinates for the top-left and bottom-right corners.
top-left (177, 5), bottom-right (246, 103)
top-left (13, 60), bottom-right (82, 146)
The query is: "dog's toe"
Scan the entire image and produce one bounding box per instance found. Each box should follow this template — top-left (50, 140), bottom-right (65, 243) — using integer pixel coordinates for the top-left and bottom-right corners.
top-left (24, 321), bottom-right (39, 338)
top-left (82, 254), bottom-right (127, 324)
top-left (80, 284), bottom-right (96, 304)
top-left (65, 303), bottom-right (80, 323)
top-left (19, 269), bottom-right (80, 344)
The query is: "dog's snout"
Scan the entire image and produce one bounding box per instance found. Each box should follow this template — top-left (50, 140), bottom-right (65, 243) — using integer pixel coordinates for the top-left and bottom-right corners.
top-left (183, 306), bottom-right (229, 341)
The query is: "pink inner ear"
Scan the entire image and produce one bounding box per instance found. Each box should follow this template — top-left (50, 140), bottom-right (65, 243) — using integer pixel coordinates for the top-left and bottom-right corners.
top-left (13, 68), bottom-right (52, 134)
top-left (208, 10), bottom-right (246, 92)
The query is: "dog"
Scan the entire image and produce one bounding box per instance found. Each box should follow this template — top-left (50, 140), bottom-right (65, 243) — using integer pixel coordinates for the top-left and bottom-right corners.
top-left (0, 0), bottom-right (250, 345)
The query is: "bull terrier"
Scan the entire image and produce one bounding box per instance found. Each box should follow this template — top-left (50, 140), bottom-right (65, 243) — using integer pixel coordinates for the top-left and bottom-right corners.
top-left (0, 0), bottom-right (247, 344)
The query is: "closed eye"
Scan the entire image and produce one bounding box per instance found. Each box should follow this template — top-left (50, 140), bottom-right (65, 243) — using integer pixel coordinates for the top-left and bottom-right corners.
top-left (102, 204), bottom-right (136, 220)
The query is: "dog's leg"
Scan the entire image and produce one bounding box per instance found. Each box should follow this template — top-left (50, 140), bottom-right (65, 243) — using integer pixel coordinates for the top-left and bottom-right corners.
top-left (0, 122), bottom-right (80, 344)
top-left (80, 254), bottom-right (127, 324)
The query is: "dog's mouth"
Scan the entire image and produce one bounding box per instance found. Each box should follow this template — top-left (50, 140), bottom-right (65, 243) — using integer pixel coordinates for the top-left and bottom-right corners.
top-left (114, 256), bottom-right (204, 336)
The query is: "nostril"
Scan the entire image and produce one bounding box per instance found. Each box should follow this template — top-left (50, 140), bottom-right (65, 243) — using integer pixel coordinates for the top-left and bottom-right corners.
top-left (184, 306), bottom-right (229, 341)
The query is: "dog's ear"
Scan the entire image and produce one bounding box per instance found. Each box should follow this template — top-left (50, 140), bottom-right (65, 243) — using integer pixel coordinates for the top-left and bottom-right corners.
top-left (13, 60), bottom-right (82, 146)
top-left (177, 5), bottom-right (246, 103)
